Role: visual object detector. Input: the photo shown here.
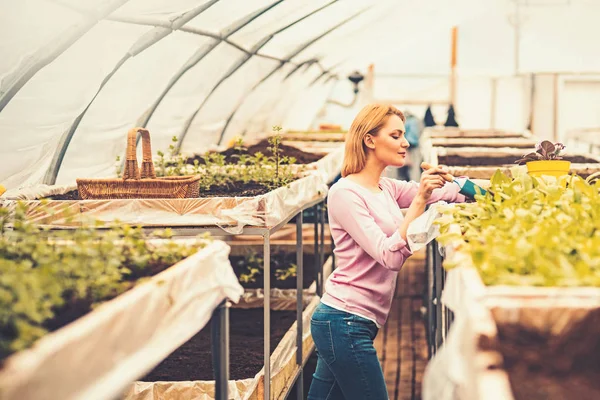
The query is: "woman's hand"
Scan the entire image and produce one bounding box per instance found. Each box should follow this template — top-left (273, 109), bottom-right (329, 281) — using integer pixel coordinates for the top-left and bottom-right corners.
top-left (418, 162), bottom-right (453, 201)
top-left (398, 162), bottom-right (454, 242)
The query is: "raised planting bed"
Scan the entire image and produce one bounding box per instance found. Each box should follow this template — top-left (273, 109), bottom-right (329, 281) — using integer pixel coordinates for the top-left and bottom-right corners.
top-left (0, 208), bottom-right (243, 400)
top-left (437, 170), bottom-right (600, 288)
top-left (446, 165), bottom-right (600, 179)
top-left (2, 174), bottom-right (328, 233)
top-left (125, 295), bottom-right (319, 400)
top-left (429, 146), bottom-right (600, 179)
top-left (282, 131), bottom-right (345, 142)
top-left (423, 128), bottom-right (529, 139)
top-left (427, 170), bottom-right (600, 398)
top-left (455, 271), bottom-right (600, 400)
top-left (187, 138), bottom-right (326, 165)
top-left (489, 306), bottom-right (600, 400)
top-left (282, 140), bottom-right (343, 155)
top-left (437, 151), bottom-right (598, 166)
top-left (183, 135), bottom-right (343, 186)
top-left (230, 250), bottom-right (319, 290)
top-left (427, 137), bottom-right (537, 149)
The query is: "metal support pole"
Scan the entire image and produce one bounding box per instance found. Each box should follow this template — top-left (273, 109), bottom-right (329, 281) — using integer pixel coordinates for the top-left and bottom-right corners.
top-left (263, 232), bottom-right (271, 400)
top-left (314, 204), bottom-right (322, 296)
top-left (426, 242), bottom-right (435, 359)
top-left (211, 300), bottom-right (229, 400)
top-left (296, 211), bottom-right (304, 400)
top-left (433, 241), bottom-right (444, 351)
top-left (319, 202), bottom-right (326, 295)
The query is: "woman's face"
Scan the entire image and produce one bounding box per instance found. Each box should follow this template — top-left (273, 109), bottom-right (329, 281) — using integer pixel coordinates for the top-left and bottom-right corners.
top-left (367, 114), bottom-right (410, 167)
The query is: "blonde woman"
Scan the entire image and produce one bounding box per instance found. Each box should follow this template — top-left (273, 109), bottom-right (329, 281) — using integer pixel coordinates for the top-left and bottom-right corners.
top-left (308, 104), bottom-right (465, 399)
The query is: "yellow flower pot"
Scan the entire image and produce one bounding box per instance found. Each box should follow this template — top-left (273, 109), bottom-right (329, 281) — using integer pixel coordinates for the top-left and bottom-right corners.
top-left (0, 184), bottom-right (5, 196)
top-left (526, 160), bottom-right (571, 178)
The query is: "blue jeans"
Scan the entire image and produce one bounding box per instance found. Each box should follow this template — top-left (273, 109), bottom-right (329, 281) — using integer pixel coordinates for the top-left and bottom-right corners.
top-left (308, 303), bottom-right (388, 400)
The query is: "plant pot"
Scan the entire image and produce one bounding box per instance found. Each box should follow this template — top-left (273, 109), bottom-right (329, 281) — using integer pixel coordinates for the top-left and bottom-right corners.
top-left (526, 160), bottom-right (571, 178)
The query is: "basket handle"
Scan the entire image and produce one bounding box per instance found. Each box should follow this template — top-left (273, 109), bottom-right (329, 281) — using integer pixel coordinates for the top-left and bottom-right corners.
top-left (123, 127), bottom-right (157, 180)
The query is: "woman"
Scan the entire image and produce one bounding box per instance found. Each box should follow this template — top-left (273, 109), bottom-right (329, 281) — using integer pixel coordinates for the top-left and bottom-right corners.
top-left (308, 104), bottom-right (465, 400)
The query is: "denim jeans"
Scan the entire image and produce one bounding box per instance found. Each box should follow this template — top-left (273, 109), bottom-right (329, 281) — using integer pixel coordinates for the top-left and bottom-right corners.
top-left (308, 302), bottom-right (388, 400)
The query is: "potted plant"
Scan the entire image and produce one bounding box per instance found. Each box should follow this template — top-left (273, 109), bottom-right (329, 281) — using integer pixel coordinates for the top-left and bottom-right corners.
top-left (515, 140), bottom-right (570, 178)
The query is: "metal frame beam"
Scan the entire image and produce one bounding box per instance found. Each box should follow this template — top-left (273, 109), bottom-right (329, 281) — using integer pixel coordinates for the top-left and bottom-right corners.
top-left (177, 0), bottom-right (339, 151)
top-left (0, 0), bottom-right (132, 113)
top-left (216, 8), bottom-right (367, 145)
top-left (43, 0), bottom-right (221, 184)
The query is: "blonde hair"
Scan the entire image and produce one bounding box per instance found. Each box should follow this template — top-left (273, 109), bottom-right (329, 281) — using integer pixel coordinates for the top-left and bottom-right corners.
top-left (341, 104), bottom-right (405, 177)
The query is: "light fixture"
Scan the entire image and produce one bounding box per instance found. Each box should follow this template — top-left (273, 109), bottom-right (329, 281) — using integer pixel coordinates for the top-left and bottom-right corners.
top-left (347, 71), bottom-right (364, 94)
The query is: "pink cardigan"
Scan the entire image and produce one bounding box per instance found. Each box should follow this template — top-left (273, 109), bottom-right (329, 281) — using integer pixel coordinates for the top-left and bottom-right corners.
top-left (321, 177), bottom-right (465, 327)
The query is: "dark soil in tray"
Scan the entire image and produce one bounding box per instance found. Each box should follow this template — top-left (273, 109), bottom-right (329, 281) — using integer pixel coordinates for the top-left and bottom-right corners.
top-left (438, 154), bottom-right (598, 167)
top-left (480, 309), bottom-right (600, 400)
top-left (230, 251), bottom-right (318, 290)
top-left (47, 190), bottom-right (80, 200)
top-left (429, 132), bottom-right (526, 139)
top-left (141, 308), bottom-right (297, 381)
top-left (187, 138), bottom-right (326, 165)
top-left (200, 181), bottom-right (271, 197)
top-left (435, 142), bottom-right (534, 149)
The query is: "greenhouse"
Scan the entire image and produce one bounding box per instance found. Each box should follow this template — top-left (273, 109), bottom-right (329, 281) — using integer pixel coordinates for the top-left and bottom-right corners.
top-left (1, 0), bottom-right (600, 399)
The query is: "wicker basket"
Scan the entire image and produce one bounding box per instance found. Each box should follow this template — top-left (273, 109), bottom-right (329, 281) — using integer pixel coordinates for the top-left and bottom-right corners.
top-left (76, 128), bottom-right (201, 200)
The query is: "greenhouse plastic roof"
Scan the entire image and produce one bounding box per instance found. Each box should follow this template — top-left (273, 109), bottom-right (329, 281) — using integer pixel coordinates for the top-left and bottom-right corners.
top-left (2, 0), bottom-right (600, 190)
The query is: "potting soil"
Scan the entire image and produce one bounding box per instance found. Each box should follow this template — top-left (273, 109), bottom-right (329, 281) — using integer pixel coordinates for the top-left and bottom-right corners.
top-left (141, 308), bottom-right (297, 381)
top-left (47, 189), bottom-right (80, 200)
top-left (483, 309), bottom-right (600, 400)
top-left (433, 142), bottom-right (534, 149)
top-left (438, 154), bottom-right (598, 167)
top-left (230, 252), bottom-right (318, 290)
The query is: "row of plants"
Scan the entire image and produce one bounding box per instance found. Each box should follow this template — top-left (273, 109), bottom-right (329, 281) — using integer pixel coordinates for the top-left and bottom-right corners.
top-left (0, 203), bottom-right (209, 361)
top-left (435, 168), bottom-right (600, 287)
top-left (115, 127), bottom-right (299, 194)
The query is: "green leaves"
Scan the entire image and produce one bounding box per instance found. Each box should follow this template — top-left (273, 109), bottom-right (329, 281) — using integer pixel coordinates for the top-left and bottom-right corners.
top-left (153, 127), bottom-right (297, 193)
top-left (436, 171), bottom-right (600, 287)
top-left (0, 203), bottom-right (209, 359)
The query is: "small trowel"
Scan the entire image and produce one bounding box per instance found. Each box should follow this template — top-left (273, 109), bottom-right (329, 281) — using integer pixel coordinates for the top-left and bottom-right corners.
top-left (421, 162), bottom-right (487, 199)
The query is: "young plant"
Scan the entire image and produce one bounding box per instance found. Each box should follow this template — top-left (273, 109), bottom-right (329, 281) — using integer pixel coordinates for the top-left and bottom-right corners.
top-left (153, 136), bottom-right (190, 177)
top-left (515, 140), bottom-right (566, 164)
top-left (275, 263), bottom-right (297, 281)
top-left (149, 126), bottom-right (299, 193)
top-left (236, 250), bottom-right (263, 283)
top-left (0, 203), bottom-right (209, 359)
top-left (268, 126), bottom-right (283, 185)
